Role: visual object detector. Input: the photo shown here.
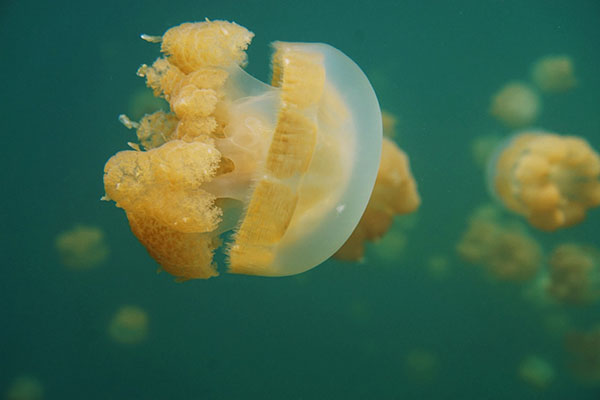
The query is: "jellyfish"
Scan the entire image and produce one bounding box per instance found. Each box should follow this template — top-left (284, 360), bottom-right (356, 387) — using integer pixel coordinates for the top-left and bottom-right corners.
top-left (489, 131), bottom-right (600, 231)
top-left (5, 376), bottom-right (44, 400)
top-left (531, 55), bottom-right (577, 93)
top-left (565, 324), bottom-right (600, 383)
top-left (546, 243), bottom-right (600, 305)
top-left (457, 205), bottom-right (542, 281)
top-left (490, 82), bottom-right (540, 128)
top-left (334, 137), bottom-right (420, 261)
top-left (102, 20), bottom-right (382, 280)
top-left (54, 225), bottom-right (109, 269)
top-left (404, 348), bottom-right (440, 383)
top-left (518, 355), bottom-right (555, 390)
top-left (108, 305), bottom-right (148, 344)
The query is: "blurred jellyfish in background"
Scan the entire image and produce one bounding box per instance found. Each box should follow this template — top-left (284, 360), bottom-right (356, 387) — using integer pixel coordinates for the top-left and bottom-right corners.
top-left (108, 305), bottom-right (148, 345)
top-left (103, 20), bottom-right (383, 280)
top-left (518, 355), bottom-right (555, 390)
top-left (565, 324), bottom-right (600, 384)
top-left (546, 244), bottom-right (600, 305)
top-left (489, 131), bottom-right (600, 231)
top-left (404, 348), bottom-right (440, 384)
top-left (531, 55), bottom-right (577, 93)
top-left (334, 137), bottom-right (420, 261)
top-left (490, 82), bottom-right (541, 128)
top-left (5, 375), bottom-right (43, 400)
top-left (54, 225), bottom-right (109, 270)
top-left (457, 205), bottom-right (542, 281)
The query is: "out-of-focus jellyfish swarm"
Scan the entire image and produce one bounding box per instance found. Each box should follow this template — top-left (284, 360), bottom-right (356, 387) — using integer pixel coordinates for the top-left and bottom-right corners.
top-left (490, 82), bottom-right (540, 128)
top-left (517, 355), bottom-right (555, 390)
top-left (334, 137), bottom-right (420, 261)
top-left (490, 131), bottom-right (600, 231)
top-left (5, 376), bottom-right (43, 400)
top-left (102, 21), bottom-right (382, 280)
top-left (108, 305), bottom-right (148, 344)
top-left (456, 205), bottom-right (542, 281)
top-left (546, 244), bottom-right (600, 305)
top-left (531, 55), bottom-right (577, 93)
top-left (54, 225), bottom-right (109, 269)
top-left (565, 325), bottom-right (600, 384)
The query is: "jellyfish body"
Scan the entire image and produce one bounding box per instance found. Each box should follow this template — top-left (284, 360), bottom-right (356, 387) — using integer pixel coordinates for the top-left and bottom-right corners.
top-left (457, 205), bottom-right (542, 281)
top-left (490, 82), bottom-right (540, 128)
top-left (518, 355), bottom-right (555, 390)
top-left (531, 55), bottom-right (577, 93)
top-left (108, 305), bottom-right (148, 344)
top-left (103, 21), bottom-right (382, 279)
top-left (334, 137), bottom-right (420, 261)
top-left (488, 131), bottom-right (600, 231)
top-left (55, 225), bottom-right (109, 269)
top-left (546, 244), bottom-right (600, 305)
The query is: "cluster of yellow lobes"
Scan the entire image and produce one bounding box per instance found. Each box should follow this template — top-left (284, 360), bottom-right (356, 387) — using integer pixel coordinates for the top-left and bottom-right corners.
top-left (103, 20), bottom-right (383, 280)
top-left (492, 131), bottom-right (600, 231)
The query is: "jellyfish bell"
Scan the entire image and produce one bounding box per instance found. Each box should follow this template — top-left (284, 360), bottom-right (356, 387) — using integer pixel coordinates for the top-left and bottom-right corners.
top-left (103, 20), bottom-right (382, 280)
top-left (489, 82), bottom-right (540, 128)
top-left (531, 55), bottom-right (577, 93)
top-left (486, 130), bottom-right (600, 231)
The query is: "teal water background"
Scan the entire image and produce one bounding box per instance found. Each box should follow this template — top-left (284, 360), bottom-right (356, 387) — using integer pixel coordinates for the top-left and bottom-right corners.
top-left (1, 0), bottom-right (600, 398)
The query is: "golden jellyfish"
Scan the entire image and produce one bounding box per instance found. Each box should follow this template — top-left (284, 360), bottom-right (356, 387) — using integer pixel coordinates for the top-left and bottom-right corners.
top-left (517, 355), bottom-right (555, 390)
top-left (334, 137), bottom-right (420, 261)
top-left (546, 243), bottom-right (600, 305)
top-left (489, 131), bottom-right (600, 231)
top-left (565, 325), bottom-right (600, 384)
top-left (108, 305), bottom-right (148, 344)
top-left (54, 225), bottom-right (109, 269)
top-left (5, 376), bottom-right (43, 400)
top-left (456, 205), bottom-right (542, 281)
top-left (490, 82), bottom-right (540, 128)
top-left (102, 20), bottom-right (382, 280)
top-left (531, 55), bottom-right (577, 93)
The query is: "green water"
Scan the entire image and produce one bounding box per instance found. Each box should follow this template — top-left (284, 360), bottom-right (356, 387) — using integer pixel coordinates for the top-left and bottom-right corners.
top-left (2, 0), bottom-right (600, 398)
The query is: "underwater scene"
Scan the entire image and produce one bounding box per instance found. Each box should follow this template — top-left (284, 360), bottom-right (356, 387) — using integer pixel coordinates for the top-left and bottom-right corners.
top-left (2, 0), bottom-right (600, 399)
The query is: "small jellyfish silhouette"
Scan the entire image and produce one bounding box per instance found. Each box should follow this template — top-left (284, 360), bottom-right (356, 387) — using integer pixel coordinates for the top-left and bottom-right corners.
top-left (518, 355), bottom-right (555, 390)
top-left (55, 225), bottom-right (109, 269)
top-left (565, 325), bottom-right (600, 384)
top-left (334, 137), bottom-right (420, 261)
top-left (531, 55), bottom-right (577, 93)
top-left (489, 131), bottom-right (600, 231)
top-left (103, 20), bottom-right (382, 279)
top-left (546, 244), bottom-right (600, 305)
top-left (108, 305), bottom-right (148, 344)
top-left (457, 205), bottom-right (542, 281)
top-left (490, 82), bottom-right (540, 128)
